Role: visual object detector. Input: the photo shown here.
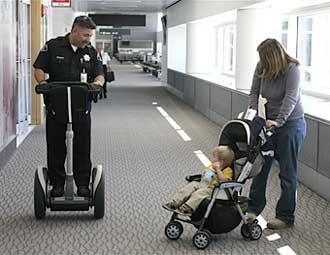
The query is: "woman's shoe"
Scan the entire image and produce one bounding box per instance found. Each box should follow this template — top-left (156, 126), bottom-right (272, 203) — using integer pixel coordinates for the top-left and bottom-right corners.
top-left (267, 218), bottom-right (293, 229)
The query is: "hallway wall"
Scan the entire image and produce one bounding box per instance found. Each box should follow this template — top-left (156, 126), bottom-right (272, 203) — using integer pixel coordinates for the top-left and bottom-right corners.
top-left (0, 1), bottom-right (17, 169)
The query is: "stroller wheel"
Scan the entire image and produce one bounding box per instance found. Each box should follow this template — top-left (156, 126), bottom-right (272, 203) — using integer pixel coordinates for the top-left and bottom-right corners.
top-left (241, 224), bottom-right (251, 239)
top-left (249, 223), bottom-right (262, 240)
top-left (193, 230), bottom-right (210, 249)
top-left (165, 221), bottom-right (183, 240)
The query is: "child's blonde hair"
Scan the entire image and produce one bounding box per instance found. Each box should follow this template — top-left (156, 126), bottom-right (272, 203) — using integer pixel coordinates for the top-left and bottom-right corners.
top-left (213, 145), bottom-right (235, 167)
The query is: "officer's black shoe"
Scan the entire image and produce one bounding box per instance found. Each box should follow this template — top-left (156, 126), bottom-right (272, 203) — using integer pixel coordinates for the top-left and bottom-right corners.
top-left (77, 186), bottom-right (90, 197)
top-left (104, 93), bottom-right (107, 98)
top-left (99, 94), bottom-right (103, 99)
top-left (50, 185), bottom-right (64, 197)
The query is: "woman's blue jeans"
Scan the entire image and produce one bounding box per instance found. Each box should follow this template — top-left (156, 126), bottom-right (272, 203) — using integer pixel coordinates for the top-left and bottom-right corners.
top-left (248, 117), bottom-right (306, 225)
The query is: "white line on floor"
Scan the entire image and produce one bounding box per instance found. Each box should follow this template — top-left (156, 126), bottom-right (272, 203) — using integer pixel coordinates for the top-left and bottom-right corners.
top-left (155, 106), bottom-right (191, 142)
top-left (165, 116), bottom-right (181, 130)
top-left (267, 233), bottom-right (281, 241)
top-left (277, 245), bottom-right (296, 255)
top-left (177, 130), bottom-right (192, 141)
top-left (256, 215), bottom-right (268, 230)
top-left (194, 150), bottom-right (211, 167)
top-left (156, 106), bottom-right (168, 117)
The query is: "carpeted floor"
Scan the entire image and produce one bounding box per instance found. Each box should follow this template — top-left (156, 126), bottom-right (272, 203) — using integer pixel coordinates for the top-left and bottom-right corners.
top-left (0, 61), bottom-right (329, 255)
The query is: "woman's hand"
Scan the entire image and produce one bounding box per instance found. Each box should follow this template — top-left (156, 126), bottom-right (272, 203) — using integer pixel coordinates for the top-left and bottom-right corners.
top-left (266, 120), bottom-right (278, 128)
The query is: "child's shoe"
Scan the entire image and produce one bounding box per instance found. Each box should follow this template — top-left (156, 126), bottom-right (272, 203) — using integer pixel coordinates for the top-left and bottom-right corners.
top-left (162, 200), bottom-right (180, 211)
top-left (175, 203), bottom-right (193, 216)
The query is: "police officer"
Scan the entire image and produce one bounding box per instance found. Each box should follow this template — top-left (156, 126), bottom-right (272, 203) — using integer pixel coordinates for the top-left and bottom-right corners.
top-left (33, 16), bottom-right (104, 197)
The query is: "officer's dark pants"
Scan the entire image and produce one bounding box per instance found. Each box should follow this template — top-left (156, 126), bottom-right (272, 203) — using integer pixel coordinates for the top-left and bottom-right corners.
top-left (46, 113), bottom-right (92, 188)
top-left (102, 65), bottom-right (107, 96)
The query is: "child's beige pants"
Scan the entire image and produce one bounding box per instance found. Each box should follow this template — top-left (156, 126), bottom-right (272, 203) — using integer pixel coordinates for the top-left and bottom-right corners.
top-left (173, 181), bottom-right (213, 210)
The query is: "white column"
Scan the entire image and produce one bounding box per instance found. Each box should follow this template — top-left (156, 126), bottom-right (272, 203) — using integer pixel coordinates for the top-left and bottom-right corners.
top-left (186, 22), bottom-right (215, 74)
top-left (161, 43), bottom-right (168, 83)
top-left (235, 7), bottom-right (281, 90)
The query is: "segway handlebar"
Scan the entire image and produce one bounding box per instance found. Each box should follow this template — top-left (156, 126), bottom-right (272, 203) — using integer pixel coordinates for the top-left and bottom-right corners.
top-left (35, 81), bottom-right (101, 95)
top-left (35, 82), bottom-right (101, 103)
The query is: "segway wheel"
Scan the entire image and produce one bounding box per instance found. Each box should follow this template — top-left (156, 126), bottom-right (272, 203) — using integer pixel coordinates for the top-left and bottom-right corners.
top-left (93, 166), bottom-right (105, 219)
top-left (164, 221), bottom-right (183, 240)
top-left (193, 230), bottom-right (210, 249)
top-left (34, 169), bottom-right (47, 219)
top-left (241, 224), bottom-right (251, 239)
top-left (249, 223), bottom-right (262, 240)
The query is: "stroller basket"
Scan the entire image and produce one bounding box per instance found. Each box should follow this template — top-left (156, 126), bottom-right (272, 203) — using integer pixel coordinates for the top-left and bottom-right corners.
top-left (190, 196), bottom-right (249, 234)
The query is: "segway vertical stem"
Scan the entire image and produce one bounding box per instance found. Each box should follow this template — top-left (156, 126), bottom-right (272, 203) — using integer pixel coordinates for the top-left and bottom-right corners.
top-left (65, 86), bottom-right (74, 200)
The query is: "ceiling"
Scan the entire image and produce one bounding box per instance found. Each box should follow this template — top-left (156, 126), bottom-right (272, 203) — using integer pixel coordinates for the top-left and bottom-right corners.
top-left (72, 0), bottom-right (181, 13)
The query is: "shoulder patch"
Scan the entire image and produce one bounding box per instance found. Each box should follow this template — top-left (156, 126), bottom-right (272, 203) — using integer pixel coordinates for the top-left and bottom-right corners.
top-left (41, 44), bottom-right (48, 52)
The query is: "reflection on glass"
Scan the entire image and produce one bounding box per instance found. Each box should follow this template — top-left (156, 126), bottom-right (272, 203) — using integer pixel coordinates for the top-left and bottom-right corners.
top-left (282, 20), bottom-right (289, 30)
top-left (281, 33), bottom-right (288, 49)
top-left (216, 25), bottom-right (235, 74)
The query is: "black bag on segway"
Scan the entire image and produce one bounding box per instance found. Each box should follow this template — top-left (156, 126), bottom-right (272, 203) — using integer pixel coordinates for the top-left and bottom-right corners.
top-left (46, 85), bottom-right (90, 124)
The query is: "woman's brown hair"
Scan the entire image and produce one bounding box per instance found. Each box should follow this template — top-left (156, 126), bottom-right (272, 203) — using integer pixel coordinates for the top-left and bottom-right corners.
top-left (257, 38), bottom-right (299, 80)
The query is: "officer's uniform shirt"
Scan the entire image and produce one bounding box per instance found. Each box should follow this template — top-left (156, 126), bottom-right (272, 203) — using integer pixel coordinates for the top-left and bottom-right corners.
top-left (33, 33), bottom-right (103, 83)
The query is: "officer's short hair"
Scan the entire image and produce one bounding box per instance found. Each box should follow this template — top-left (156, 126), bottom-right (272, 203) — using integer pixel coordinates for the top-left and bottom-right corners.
top-left (72, 16), bottom-right (96, 30)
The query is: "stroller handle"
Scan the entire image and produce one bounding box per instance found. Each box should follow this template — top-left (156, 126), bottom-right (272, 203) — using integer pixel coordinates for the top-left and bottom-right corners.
top-left (265, 126), bottom-right (276, 137)
top-left (214, 180), bottom-right (243, 190)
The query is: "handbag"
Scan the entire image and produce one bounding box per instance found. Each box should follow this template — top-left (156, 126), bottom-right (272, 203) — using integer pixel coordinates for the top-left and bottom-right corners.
top-left (106, 71), bottom-right (115, 82)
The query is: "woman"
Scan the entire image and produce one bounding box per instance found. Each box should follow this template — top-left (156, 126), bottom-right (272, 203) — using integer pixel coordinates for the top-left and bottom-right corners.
top-left (247, 38), bottom-right (306, 229)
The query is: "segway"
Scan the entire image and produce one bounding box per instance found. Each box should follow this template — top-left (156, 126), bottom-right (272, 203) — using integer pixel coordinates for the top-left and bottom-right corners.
top-left (34, 82), bottom-right (105, 219)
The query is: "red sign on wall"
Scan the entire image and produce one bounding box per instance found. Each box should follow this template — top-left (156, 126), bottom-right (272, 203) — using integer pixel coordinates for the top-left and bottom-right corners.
top-left (51, 0), bottom-right (71, 7)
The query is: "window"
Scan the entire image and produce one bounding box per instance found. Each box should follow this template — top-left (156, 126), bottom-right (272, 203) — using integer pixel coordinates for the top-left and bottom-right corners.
top-left (297, 12), bottom-right (330, 95)
top-left (281, 18), bottom-right (289, 49)
top-left (298, 16), bottom-right (312, 84)
top-left (215, 25), bottom-right (236, 75)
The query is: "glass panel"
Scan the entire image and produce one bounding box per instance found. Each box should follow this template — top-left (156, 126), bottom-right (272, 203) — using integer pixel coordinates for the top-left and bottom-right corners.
top-left (281, 33), bottom-right (288, 49)
top-left (16, 0), bottom-right (31, 138)
top-left (298, 16), bottom-right (313, 86)
top-left (282, 20), bottom-right (289, 30)
top-left (301, 17), bottom-right (313, 31)
top-left (298, 12), bottom-right (330, 94)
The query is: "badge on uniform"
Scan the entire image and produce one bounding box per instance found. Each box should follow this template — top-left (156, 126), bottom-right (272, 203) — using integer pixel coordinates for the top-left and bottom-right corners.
top-left (83, 54), bottom-right (90, 62)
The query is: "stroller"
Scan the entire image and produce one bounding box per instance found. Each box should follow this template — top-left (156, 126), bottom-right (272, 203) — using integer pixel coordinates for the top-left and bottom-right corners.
top-left (164, 110), bottom-right (274, 249)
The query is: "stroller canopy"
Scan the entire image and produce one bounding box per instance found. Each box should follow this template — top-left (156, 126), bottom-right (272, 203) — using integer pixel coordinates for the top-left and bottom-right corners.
top-left (218, 116), bottom-right (265, 157)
